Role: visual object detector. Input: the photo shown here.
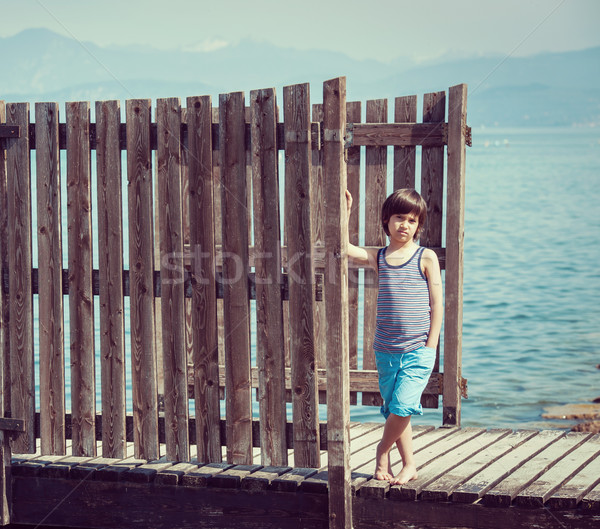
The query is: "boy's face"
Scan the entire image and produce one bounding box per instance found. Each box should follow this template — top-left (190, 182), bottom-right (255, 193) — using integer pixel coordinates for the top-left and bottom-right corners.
top-left (386, 212), bottom-right (420, 242)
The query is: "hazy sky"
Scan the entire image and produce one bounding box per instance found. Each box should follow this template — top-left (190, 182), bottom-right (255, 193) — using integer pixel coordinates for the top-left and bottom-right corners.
top-left (3, 0), bottom-right (599, 62)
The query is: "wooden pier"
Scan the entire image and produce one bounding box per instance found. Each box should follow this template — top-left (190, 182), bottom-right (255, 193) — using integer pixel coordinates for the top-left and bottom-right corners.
top-left (9, 424), bottom-right (600, 528)
top-left (2, 77), bottom-right (598, 527)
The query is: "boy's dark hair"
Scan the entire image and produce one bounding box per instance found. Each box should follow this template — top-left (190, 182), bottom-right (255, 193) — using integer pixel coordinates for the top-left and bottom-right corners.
top-left (381, 188), bottom-right (427, 239)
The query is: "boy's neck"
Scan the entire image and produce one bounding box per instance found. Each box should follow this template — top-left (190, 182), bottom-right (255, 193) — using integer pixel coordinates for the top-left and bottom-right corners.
top-left (387, 239), bottom-right (418, 254)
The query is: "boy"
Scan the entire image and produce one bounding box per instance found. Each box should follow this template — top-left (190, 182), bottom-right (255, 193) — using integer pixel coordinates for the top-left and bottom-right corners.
top-left (346, 188), bottom-right (443, 485)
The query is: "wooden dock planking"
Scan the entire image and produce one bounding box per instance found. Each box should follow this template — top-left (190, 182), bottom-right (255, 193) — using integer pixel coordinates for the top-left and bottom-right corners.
top-left (483, 430), bottom-right (592, 507)
top-left (514, 433), bottom-right (600, 509)
top-left (420, 429), bottom-right (536, 502)
top-left (10, 426), bottom-right (600, 529)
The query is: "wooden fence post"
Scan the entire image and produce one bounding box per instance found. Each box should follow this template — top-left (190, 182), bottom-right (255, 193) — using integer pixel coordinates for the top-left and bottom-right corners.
top-left (219, 91), bottom-right (253, 465)
top-left (284, 83), bottom-right (320, 468)
top-left (323, 76), bottom-right (352, 529)
top-left (96, 100), bottom-right (127, 459)
top-left (188, 95), bottom-right (222, 463)
top-left (251, 88), bottom-right (288, 466)
top-left (443, 84), bottom-right (468, 426)
top-left (6, 103), bottom-right (34, 454)
top-left (157, 98), bottom-right (189, 462)
top-left (126, 99), bottom-right (159, 460)
top-left (35, 102), bottom-right (66, 455)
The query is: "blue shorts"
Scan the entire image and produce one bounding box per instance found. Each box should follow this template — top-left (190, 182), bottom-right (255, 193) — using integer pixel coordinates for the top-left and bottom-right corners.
top-left (374, 346), bottom-right (436, 419)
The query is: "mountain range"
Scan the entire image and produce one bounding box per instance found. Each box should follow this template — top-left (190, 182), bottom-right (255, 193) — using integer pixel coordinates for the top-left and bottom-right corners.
top-left (1, 28), bottom-right (599, 127)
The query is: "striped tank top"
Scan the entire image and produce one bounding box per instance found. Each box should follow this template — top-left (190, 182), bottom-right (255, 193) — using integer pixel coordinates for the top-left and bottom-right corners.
top-left (373, 246), bottom-right (431, 354)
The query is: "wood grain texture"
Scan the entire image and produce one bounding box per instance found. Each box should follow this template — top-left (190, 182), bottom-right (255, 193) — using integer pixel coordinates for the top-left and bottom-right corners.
top-left (96, 100), bottom-right (127, 459)
top-left (35, 102), bottom-right (66, 455)
top-left (251, 88), bottom-right (288, 466)
top-left (219, 92), bottom-right (252, 465)
top-left (6, 103), bottom-right (35, 453)
top-left (443, 84), bottom-right (468, 426)
top-left (157, 98), bottom-right (189, 462)
top-left (362, 98), bottom-right (388, 406)
top-left (283, 83), bottom-right (320, 468)
top-left (0, 101), bottom-right (9, 419)
top-left (187, 95), bottom-right (221, 463)
top-left (126, 99), bottom-right (159, 460)
top-left (66, 101), bottom-right (96, 457)
top-left (393, 96), bottom-right (417, 189)
top-left (323, 76), bottom-right (352, 529)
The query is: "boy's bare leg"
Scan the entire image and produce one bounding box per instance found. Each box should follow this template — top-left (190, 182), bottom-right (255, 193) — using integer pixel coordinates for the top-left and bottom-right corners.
top-left (374, 413), bottom-right (414, 481)
top-left (392, 417), bottom-right (417, 485)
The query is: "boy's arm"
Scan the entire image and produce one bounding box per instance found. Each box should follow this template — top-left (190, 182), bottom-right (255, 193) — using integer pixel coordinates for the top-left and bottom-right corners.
top-left (345, 190), bottom-right (378, 269)
top-left (423, 248), bottom-right (443, 349)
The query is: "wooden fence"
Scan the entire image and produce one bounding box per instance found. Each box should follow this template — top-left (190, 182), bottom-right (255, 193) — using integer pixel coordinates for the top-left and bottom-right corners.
top-left (0, 78), bottom-right (468, 518)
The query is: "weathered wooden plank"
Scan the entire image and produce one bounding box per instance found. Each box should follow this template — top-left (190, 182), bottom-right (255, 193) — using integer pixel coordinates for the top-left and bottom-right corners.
top-left (154, 462), bottom-right (199, 486)
top-left (126, 99), bottom-right (159, 460)
top-left (346, 122), bottom-right (447, 147)
top-left (452, 429), bottom-right (565, 503)
top-left (219, 91), bottom-right (252, 465)
top-left (393, 95), bottom-right (417, 189)
top-left (35, 102), bottom-right (65, 456)
top-left (394, 428), bottom-right (498, 500)
top-left (345, 101), bottom-right (361, 406)
top-left (443, 84), bottom-right (468, 426)
top-left (311, 103), bottom-right (326, 400)
top-left (483, 430), bottom-right (591, 507)
top-left (323, 76), bottom-right (352, 529)
top-left (581, 480), bottom-right (600, 511)
top-left (420, 428), bottom-right (523, 502)
top-left (514, 433), bottom-right (600, 508)
top-left (543, 439), bottom-right (600, 510)
top-left (251, 88), bottom-right (287, 467)
top-left (156, 98), bottom-right (189, 462)
top-left (179, 461), bottom-right (234, 487)
top-left (187, 95), bottom-right (221, 463)
top-left (241, 465), bottom-right (293, 491)
top-left (5, 102), bottom-right (34, 453)
top-left (96, 100), bottom-right (127, 459)
top-left (65, 102), bottom-right (96, 457)
top-left (362, 99), bottom-right (388, 407)
top-left (420, 91), bottom-right (445, 410)
top-left (0, 101), bottom-right (9, 421)
top-left (94, 456), bottom-right (146, 482)
top-left (0, 431), bottom-right (10, 524)
top-left (271, 467), bottom-right (318, 492)
top-left (283, 83), bottom-right (320, 468)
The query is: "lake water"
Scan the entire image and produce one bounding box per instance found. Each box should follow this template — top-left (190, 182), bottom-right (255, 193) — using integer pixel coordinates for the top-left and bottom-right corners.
top-left (29, 126), bottom-right (600, 431)
top-left (352, 126), bottom-right (600, 429)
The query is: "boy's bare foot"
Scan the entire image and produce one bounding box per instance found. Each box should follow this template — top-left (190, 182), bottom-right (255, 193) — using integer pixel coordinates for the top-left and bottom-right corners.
top-left (391, 464), bottom-right (418, 485)
top-left (373, 442), bottom-right (394, 481)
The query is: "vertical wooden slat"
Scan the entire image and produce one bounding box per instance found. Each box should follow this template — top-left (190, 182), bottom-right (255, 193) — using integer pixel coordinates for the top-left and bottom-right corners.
top-left (187, 95), bottom-right (221, 463)
top-left (35, 102), bottom-right (65, 455)
top-left (251, 88), bottom-right (287, 466)
top-left (96, 100), bottom-right (126, 459)
top-left (6, 103), bottom-right (35, 453)
top-left (283, 83), bottom-right (320, 468)
top-left (311, 103), bottom-right (326, 402)
top-left (362, 98), bottom-right (388, 406)
top-left (345, 101), bottom-right (361, 405)
top-left (394, 95), bottom-right (417, 189)
top-left (323, 75), bottom-right (352, 529)
top-left (311, 103), bottom-right (328, 404)
top-left (443, 84), bottom-right (468, 426)
top-left (420, 91), bottom-right (446, 409)
top-left (0, 102), bottom-right (9, 419)
top-left (157, 97), bottom-right (189, 461)
top-left (66, 101), bottom-right (96, 457)
top-left (219, 91), bottom-right (252, 465)
top-left (0, 100), bottom-right (8, 526)
top-left (126, 99), bottom-right (159, 460)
